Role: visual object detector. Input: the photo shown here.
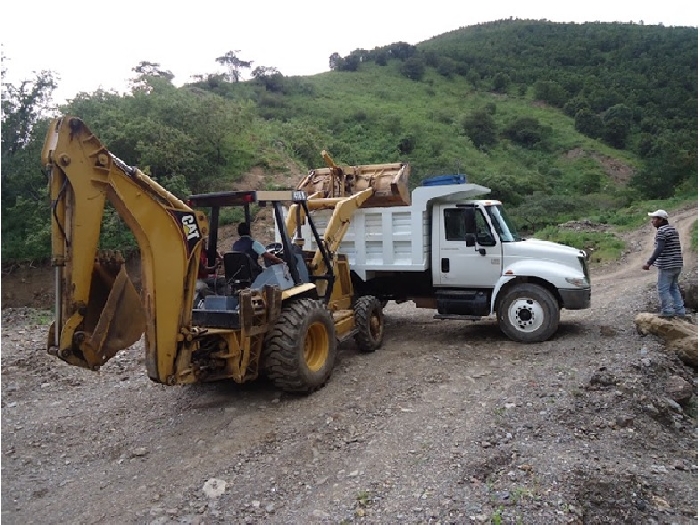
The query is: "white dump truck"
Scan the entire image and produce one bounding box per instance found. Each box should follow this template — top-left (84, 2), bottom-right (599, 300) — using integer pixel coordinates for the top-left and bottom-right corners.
top-left (289, 174), bottom-right (591, 343)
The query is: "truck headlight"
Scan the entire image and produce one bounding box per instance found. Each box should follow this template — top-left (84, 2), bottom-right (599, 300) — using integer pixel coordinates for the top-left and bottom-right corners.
top-left (565, 277), bottom-right (589, 287)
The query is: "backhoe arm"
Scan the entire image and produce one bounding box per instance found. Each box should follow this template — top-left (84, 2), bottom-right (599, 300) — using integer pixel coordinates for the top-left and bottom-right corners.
top-left (43, 116), bottom-right (207, 384)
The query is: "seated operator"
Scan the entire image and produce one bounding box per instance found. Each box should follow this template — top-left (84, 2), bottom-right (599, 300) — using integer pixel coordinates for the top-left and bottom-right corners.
top-left (197, 241), bottom-right (222, 294)
top-left (232, 222), bottom-right (284, 271)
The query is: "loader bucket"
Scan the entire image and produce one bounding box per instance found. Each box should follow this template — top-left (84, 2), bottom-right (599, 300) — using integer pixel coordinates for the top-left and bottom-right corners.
top-left (297, 159), bottom-right (411, 208)
top-left (76, 262), bottom-right (145, 369)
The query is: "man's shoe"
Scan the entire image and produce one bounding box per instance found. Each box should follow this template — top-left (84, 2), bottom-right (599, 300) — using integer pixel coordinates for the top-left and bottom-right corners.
top-left (675, 314), bottom-right (693, 322)
top-left (658, 313), bottom-right (675, 319)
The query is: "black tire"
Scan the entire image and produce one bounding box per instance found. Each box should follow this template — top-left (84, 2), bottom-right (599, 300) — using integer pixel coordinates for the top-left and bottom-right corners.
top-left (497, 283), bottom-right (559, 343)
top-left (263, 299), bottom-right (337, 393)
top-left (353, 295), bottom-right (385, 353)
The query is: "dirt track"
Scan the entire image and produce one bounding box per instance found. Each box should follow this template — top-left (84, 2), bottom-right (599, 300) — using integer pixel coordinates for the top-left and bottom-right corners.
top-left (1, 210), bottom-right (698, 524)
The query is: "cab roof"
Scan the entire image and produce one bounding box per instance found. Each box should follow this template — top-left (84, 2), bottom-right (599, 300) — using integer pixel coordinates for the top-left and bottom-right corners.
top-left (187, 190), bottom-right (307, 208)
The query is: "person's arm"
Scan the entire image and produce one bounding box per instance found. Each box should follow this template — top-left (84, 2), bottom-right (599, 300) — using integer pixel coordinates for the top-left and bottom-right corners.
top-left (262, 251), bottom-right (284, 265)
top-left (253, 240), bottom-right (283, 265)
top-left (643, 233), bottom-right (666, 269)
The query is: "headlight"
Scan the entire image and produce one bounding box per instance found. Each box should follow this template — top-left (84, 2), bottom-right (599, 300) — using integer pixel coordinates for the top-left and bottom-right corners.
top-left (565, 277), bottom-right (589, 287)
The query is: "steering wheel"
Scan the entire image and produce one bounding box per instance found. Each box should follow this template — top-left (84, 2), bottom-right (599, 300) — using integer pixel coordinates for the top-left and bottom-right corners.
top-left (264, 242), bottom-right (285, 268)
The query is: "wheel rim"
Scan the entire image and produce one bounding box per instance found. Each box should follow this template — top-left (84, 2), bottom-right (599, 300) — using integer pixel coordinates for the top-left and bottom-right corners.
top-left (507, 297), bottom-right (545, 333)
top-left (304, 321), bottom-right (329, 372)
top-left (369, 311), bottom-right (382, 341)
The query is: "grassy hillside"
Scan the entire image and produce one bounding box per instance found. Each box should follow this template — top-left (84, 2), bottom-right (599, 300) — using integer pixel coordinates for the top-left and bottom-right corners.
top-left (1, 20), bottom-right (697, 262)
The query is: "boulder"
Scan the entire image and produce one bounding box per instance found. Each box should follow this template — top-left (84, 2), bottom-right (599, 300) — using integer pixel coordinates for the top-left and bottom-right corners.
top-left (634, 313), bottom-right (697, 368)
top-left (680, 280), bottom-right (698, 313)
top-left (665, 375), bottom-right (694, 405)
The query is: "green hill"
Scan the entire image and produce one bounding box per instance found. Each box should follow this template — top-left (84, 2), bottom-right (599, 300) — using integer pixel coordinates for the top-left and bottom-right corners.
top-left (1, 19), bottom-right (697, 261)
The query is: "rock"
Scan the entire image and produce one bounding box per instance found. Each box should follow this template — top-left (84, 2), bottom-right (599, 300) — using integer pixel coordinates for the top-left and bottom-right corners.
top-left (680, 277), bottom-right (698, 312)
top-left (599, 325), bottom-right (617, 336)
top-left (665, 375), bottom-right (694, 404)
top-left (615, 415), bottom-right (634, 428)
top-left (588, 370), bottom-right (616, 388)
top-left (202, 479), bottom-right (226, 498)
top-left (634, 313), bottom-right (698, 367)
top-left (132, 447), bottom-right (148, 457)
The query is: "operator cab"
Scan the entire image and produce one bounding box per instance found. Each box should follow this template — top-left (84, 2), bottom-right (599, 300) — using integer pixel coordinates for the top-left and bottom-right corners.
top-left (186, 190), bottom-right (322, 329)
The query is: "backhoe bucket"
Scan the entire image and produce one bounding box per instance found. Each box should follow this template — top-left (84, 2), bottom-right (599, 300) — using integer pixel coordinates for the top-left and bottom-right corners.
top-left (52, 261), bottom-right (146, 370)
top-left (297, 153), bottom-right (411, 208)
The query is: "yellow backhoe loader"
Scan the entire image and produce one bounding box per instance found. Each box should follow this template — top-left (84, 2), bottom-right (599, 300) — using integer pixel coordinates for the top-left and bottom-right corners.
top-left (43, 116), bottom-right (410, 393)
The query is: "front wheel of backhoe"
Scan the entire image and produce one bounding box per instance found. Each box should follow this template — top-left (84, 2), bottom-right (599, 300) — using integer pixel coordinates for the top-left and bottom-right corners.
top-left (263, 299), bottom-right (337, 393)
top-left (354, 295), bottom-right (385, 353)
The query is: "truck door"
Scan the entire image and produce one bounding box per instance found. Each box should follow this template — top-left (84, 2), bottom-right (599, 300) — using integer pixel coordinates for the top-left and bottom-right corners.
top-left (436, 205), bottom-right (502, 287)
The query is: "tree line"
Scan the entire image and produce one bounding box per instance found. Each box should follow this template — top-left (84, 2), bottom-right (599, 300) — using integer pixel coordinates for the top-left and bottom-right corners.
top-left (1, 20), bottom-right (697, 262)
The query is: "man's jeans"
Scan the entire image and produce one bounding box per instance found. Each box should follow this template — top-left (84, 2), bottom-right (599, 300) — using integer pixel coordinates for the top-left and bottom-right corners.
top-left (657, 267), bottom-right (685, 316)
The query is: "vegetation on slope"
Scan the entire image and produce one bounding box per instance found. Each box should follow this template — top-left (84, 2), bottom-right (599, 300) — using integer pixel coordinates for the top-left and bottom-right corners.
top-left (1, 19), bottom-right (697, 262)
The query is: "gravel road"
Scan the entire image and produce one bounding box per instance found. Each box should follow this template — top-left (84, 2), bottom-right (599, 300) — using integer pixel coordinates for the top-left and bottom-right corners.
top-left (1, 210), bottom-right (697, 524)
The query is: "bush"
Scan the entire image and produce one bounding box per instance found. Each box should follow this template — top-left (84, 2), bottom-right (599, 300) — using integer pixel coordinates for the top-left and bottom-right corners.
top-left (502, 116), bottom-right (550, 149)
top-left (400, 57), bottom-right (426, 81)
top-left (462, 110), bottom-right (497, 149)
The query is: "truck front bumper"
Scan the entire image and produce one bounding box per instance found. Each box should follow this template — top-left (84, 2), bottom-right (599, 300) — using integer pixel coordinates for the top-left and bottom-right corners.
top-left (559, 287), bottom-right (591, 310)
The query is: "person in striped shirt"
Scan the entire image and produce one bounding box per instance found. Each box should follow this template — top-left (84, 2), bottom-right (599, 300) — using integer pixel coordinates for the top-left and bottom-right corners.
top-left (642, 209), bottom-right (686, 318)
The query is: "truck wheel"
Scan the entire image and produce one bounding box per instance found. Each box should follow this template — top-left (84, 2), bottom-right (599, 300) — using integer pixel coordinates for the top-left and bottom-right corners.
top-left (354, 295), bottom-right (385, 353)
top-left (263, 299), bottom-right (337, 393)
top-left (497, 283), bottom-right (559, 343)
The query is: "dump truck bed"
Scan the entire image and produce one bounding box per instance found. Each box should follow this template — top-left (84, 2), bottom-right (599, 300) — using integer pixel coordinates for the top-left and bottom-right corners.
top-left (292, 183), bottom-right (490, 279)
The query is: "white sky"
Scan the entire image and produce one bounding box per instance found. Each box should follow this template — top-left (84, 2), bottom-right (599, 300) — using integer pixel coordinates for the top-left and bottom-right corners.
top-left (2, 0), bottom-right (698, 105)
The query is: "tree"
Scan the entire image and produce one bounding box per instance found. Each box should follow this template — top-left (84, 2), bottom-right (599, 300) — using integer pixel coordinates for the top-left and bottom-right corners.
top-left (462, 109), bottom-right (497, 149)
top-left (386, 42), bottom-right (417, 61)
top-left (563, 96), bottom-right (590, 118)
top-left (601, 103), bottom-right (633, 149)
top-left (630, 144), bottom-right (696, 199)
top-left (1, 68), bottom-right (57, 154)
top-left (532, 80), bottom-right (567, 107)
top-left (329, 52), bottom-right (342, 70)
top-left (216, 51), bottom-right (252, 83)
top-left (436, 57), bottom-right (457, 78)
top-left (503, 116), bottom-right (550, 149)
top-left (131, 61), bottom-right (174, 81)
top-left (574, 108), bottom-right (603, 139)
top-left (338, 54), bottom-right (360, 72)
top-left (130, 61), bottom-right (174, 93)
top-left (251, 66), bottom-right (284, 92)
top-left (400, 57), bottom-right (426, 81)
top-left (492, 72), bottom-right (511, 93)
top-left (1, 67), bottom-right (58, 260)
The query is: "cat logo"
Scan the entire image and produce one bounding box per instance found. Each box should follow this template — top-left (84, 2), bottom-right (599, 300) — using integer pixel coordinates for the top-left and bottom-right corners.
top-left (181, 214), bottom-right (201, 241)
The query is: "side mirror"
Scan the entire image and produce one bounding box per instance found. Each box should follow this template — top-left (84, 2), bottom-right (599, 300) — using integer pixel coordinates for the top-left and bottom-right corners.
top-left (465, 233), bottom-right (476, 247)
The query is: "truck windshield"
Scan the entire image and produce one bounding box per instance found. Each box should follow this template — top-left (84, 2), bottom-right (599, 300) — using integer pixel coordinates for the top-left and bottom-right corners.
top-left (485, 205), bottom-right (523, 242)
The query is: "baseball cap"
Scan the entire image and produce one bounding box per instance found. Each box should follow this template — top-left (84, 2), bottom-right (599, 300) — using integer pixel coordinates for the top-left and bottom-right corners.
top-left (647, 209), bottom-right (668, 219)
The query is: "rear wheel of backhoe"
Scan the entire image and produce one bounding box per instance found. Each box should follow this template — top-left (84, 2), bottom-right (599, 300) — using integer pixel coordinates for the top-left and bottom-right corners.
top-left (354, 295), bottom-right (385, 353)
top-left (263, 299), bottom-right (337, 393)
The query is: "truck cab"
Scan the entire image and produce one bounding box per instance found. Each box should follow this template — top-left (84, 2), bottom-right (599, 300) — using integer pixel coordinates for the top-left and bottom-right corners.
top-left (435, 199), bottom-right (590, 311)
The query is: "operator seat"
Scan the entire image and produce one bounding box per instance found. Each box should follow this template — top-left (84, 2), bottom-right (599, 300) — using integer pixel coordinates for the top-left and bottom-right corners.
top-left (223, 251), bottom-right (260, 293)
